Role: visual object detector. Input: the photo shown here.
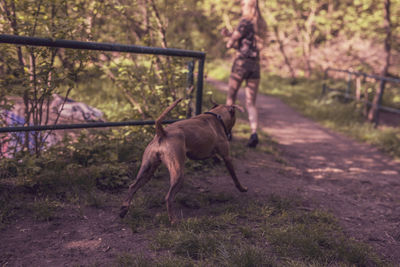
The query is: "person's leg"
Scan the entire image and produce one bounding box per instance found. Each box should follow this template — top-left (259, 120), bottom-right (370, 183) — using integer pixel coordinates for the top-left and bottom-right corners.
top-left (226, 72), bottom-right (243, 106)
top-left (245, 78), bottom-right (259, 134)
top-left (245, 78), bottom-right (260, 147)
top-left (227, 58), bottom-right (245, 105)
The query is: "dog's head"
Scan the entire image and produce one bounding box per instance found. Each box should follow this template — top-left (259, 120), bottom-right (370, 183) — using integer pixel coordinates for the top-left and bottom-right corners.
top-left (209, 103), bottom-right (244, 131)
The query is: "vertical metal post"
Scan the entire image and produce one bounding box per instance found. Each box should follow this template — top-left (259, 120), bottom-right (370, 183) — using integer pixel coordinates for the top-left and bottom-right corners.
top-left (195, 57), bottom-right (205, 115)
top-left (186, 60), bottom-right (195, 118)
top-left (187, 60), bottom-right (194, 86)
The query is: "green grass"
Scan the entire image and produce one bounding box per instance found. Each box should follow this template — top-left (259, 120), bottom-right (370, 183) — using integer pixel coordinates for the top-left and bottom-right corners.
top-left (0, 188), bottom-right (19, 230)
top-left (114, 253), bottom-right (194, 267)
top-left (30, 197), bottom-right (60, 222)
top-left (205, 58), bottom-right (232, 82)
top-left (145, 194), bottom-right (384, 266)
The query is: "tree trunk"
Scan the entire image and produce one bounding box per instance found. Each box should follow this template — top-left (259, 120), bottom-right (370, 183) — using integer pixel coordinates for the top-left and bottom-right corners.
top-left (368, 0), bottom-right (392, 125)
top-left (273, 26), bottom-right (296, 83)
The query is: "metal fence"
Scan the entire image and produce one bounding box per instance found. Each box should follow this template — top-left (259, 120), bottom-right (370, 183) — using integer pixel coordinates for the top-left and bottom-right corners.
top-left (0, 34), bottom-right (206, 133)
top-left (321, 67), bottom-right (400, 121)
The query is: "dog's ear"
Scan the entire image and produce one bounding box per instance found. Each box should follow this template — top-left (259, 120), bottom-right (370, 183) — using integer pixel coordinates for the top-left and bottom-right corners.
top-left (209, 95), bottom-right (219, 109)
top-left (227, 104), bottom-right (244, 117)
top-left (232, 104), bottom-right (244, 113)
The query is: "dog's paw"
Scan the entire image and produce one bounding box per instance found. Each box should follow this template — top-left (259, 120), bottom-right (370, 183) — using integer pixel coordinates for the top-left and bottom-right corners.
top-left (239, 186), bottom-right (248, 192)
top-left (119, 206), bottom-right (129, 218)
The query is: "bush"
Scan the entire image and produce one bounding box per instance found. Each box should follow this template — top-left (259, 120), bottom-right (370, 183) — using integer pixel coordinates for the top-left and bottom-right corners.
top-left (93, 163), bottom-right (131, 192)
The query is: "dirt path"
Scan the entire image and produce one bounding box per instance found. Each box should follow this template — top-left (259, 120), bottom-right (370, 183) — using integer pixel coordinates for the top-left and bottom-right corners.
top-left (208, 78), bottom-right (400, 263)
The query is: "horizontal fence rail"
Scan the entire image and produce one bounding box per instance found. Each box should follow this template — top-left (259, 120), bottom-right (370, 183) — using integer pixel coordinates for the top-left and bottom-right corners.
top-left (0, 34), bottom-right (205, 58)
top-left (0, 34), bottom-right (206, 133)
top-left (322, 67), bottom-right (400, 123)
top-left (325, 67), bottom-right (400, 84)
top-left (0, 120), bottom-right (180, 133)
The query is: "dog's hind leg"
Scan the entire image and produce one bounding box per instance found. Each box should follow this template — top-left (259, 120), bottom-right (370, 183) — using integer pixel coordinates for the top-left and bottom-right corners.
top-left (165, 169), bottom-right (184, 224)
top-left (162, 149), bottom-right (185, 224)
top-left (119, 152), bottom-right (161, 218)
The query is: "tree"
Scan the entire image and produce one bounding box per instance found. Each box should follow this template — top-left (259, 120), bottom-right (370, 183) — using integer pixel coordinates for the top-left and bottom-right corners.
top-left (0, 0), bottom-right (90, 156)
top-left (368, 0), bottom-right (393, 124)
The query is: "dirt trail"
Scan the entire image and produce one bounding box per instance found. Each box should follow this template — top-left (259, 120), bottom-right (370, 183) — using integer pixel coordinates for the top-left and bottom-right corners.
top-left (208, 78), bottom-right (400, 263)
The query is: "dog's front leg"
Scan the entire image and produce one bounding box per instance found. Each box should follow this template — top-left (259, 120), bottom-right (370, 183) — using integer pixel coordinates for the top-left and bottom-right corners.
top-left (222, 155), bottom-right (248, 192)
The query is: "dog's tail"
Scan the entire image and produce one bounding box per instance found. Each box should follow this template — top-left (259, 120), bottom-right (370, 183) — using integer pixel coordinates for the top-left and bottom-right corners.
top-left (155, 98), bottom-right (183, 137)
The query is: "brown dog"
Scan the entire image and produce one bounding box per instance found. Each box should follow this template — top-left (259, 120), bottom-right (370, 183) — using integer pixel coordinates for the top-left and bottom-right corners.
top-left (119, 98), bottom-right (247, 223)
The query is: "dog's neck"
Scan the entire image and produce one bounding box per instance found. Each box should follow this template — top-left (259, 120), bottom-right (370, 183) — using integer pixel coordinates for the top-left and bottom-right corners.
top-left (204, 111), bottom-right (232, 140)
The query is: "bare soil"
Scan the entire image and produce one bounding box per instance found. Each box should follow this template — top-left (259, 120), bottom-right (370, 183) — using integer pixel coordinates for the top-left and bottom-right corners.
top-left (1, 79), bottom-right (400, 266)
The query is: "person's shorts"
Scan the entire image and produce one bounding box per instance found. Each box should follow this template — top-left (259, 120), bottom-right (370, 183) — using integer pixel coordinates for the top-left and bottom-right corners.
top-left (231, 56), bottom-right (260, 80)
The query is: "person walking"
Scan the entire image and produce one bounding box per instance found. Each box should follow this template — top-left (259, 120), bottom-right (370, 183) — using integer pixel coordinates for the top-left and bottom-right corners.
top-left (222, 0), bottom-right (267, 147)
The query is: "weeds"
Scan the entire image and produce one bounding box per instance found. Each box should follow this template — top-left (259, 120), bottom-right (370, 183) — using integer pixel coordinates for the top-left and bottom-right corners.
top-left (0, 189), bottom-right (19, 230)
top-left (115, 253), bottom-right (194, 267)
top-left (30, 198), bottom-right (59, 222)
top-left (115, 254), bottom-right (154, 267)
top-left (263, 208), bottom-right (383, 266)
top-left (222, 245), bottom-right (277, 267)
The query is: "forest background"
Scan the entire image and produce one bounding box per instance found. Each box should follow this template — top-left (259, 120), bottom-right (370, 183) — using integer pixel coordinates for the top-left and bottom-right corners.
top-left (0, 0), bottom-right (400, 159)
top-left (0, 0), bottom-right (399, 157)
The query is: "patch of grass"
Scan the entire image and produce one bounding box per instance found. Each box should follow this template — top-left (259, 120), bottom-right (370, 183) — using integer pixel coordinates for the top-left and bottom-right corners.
top-left (92, 163), bottom-right (131, 192)
top-left (184, 157), bottom-right (221, 175)
top-left (121, 176), bottom-right (172, 233)
top-left (123, 206), bottom-right (155, 233)
top-left (263, 208), bottom-right (384, 266)
top-left (206, 58), bottom-right (231, 82)
top-left (122, 195), bottom-right (167, 233)
top-left (114, 253), bottom-right (195, 267)
top-left (238, 226), bottom-right (256, 239)
top-left (177, 191), bottom-right (234, 211)
top-left (0, 159), bottom-right (19, 179)
top-left (177, 215), bottom-right (231, 233)
top-left (0, 189), bottom-right (21, 229)
top-left (147, 192), bottom-right (385, 266)
top-left (84, 190), bottom-right (107, 208)
top-left (2, 128), bottom-right (148, 196)
top-left (30, 198), bottom-right (60, 222)
top-left (172, 231), bottom-right (220, 260)
top-left (115, 254), bottom-right (154, 267)
top-left (219, 244), bottom-right (277, 267)
top-left (153, 228), bottom-right (222, 260)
